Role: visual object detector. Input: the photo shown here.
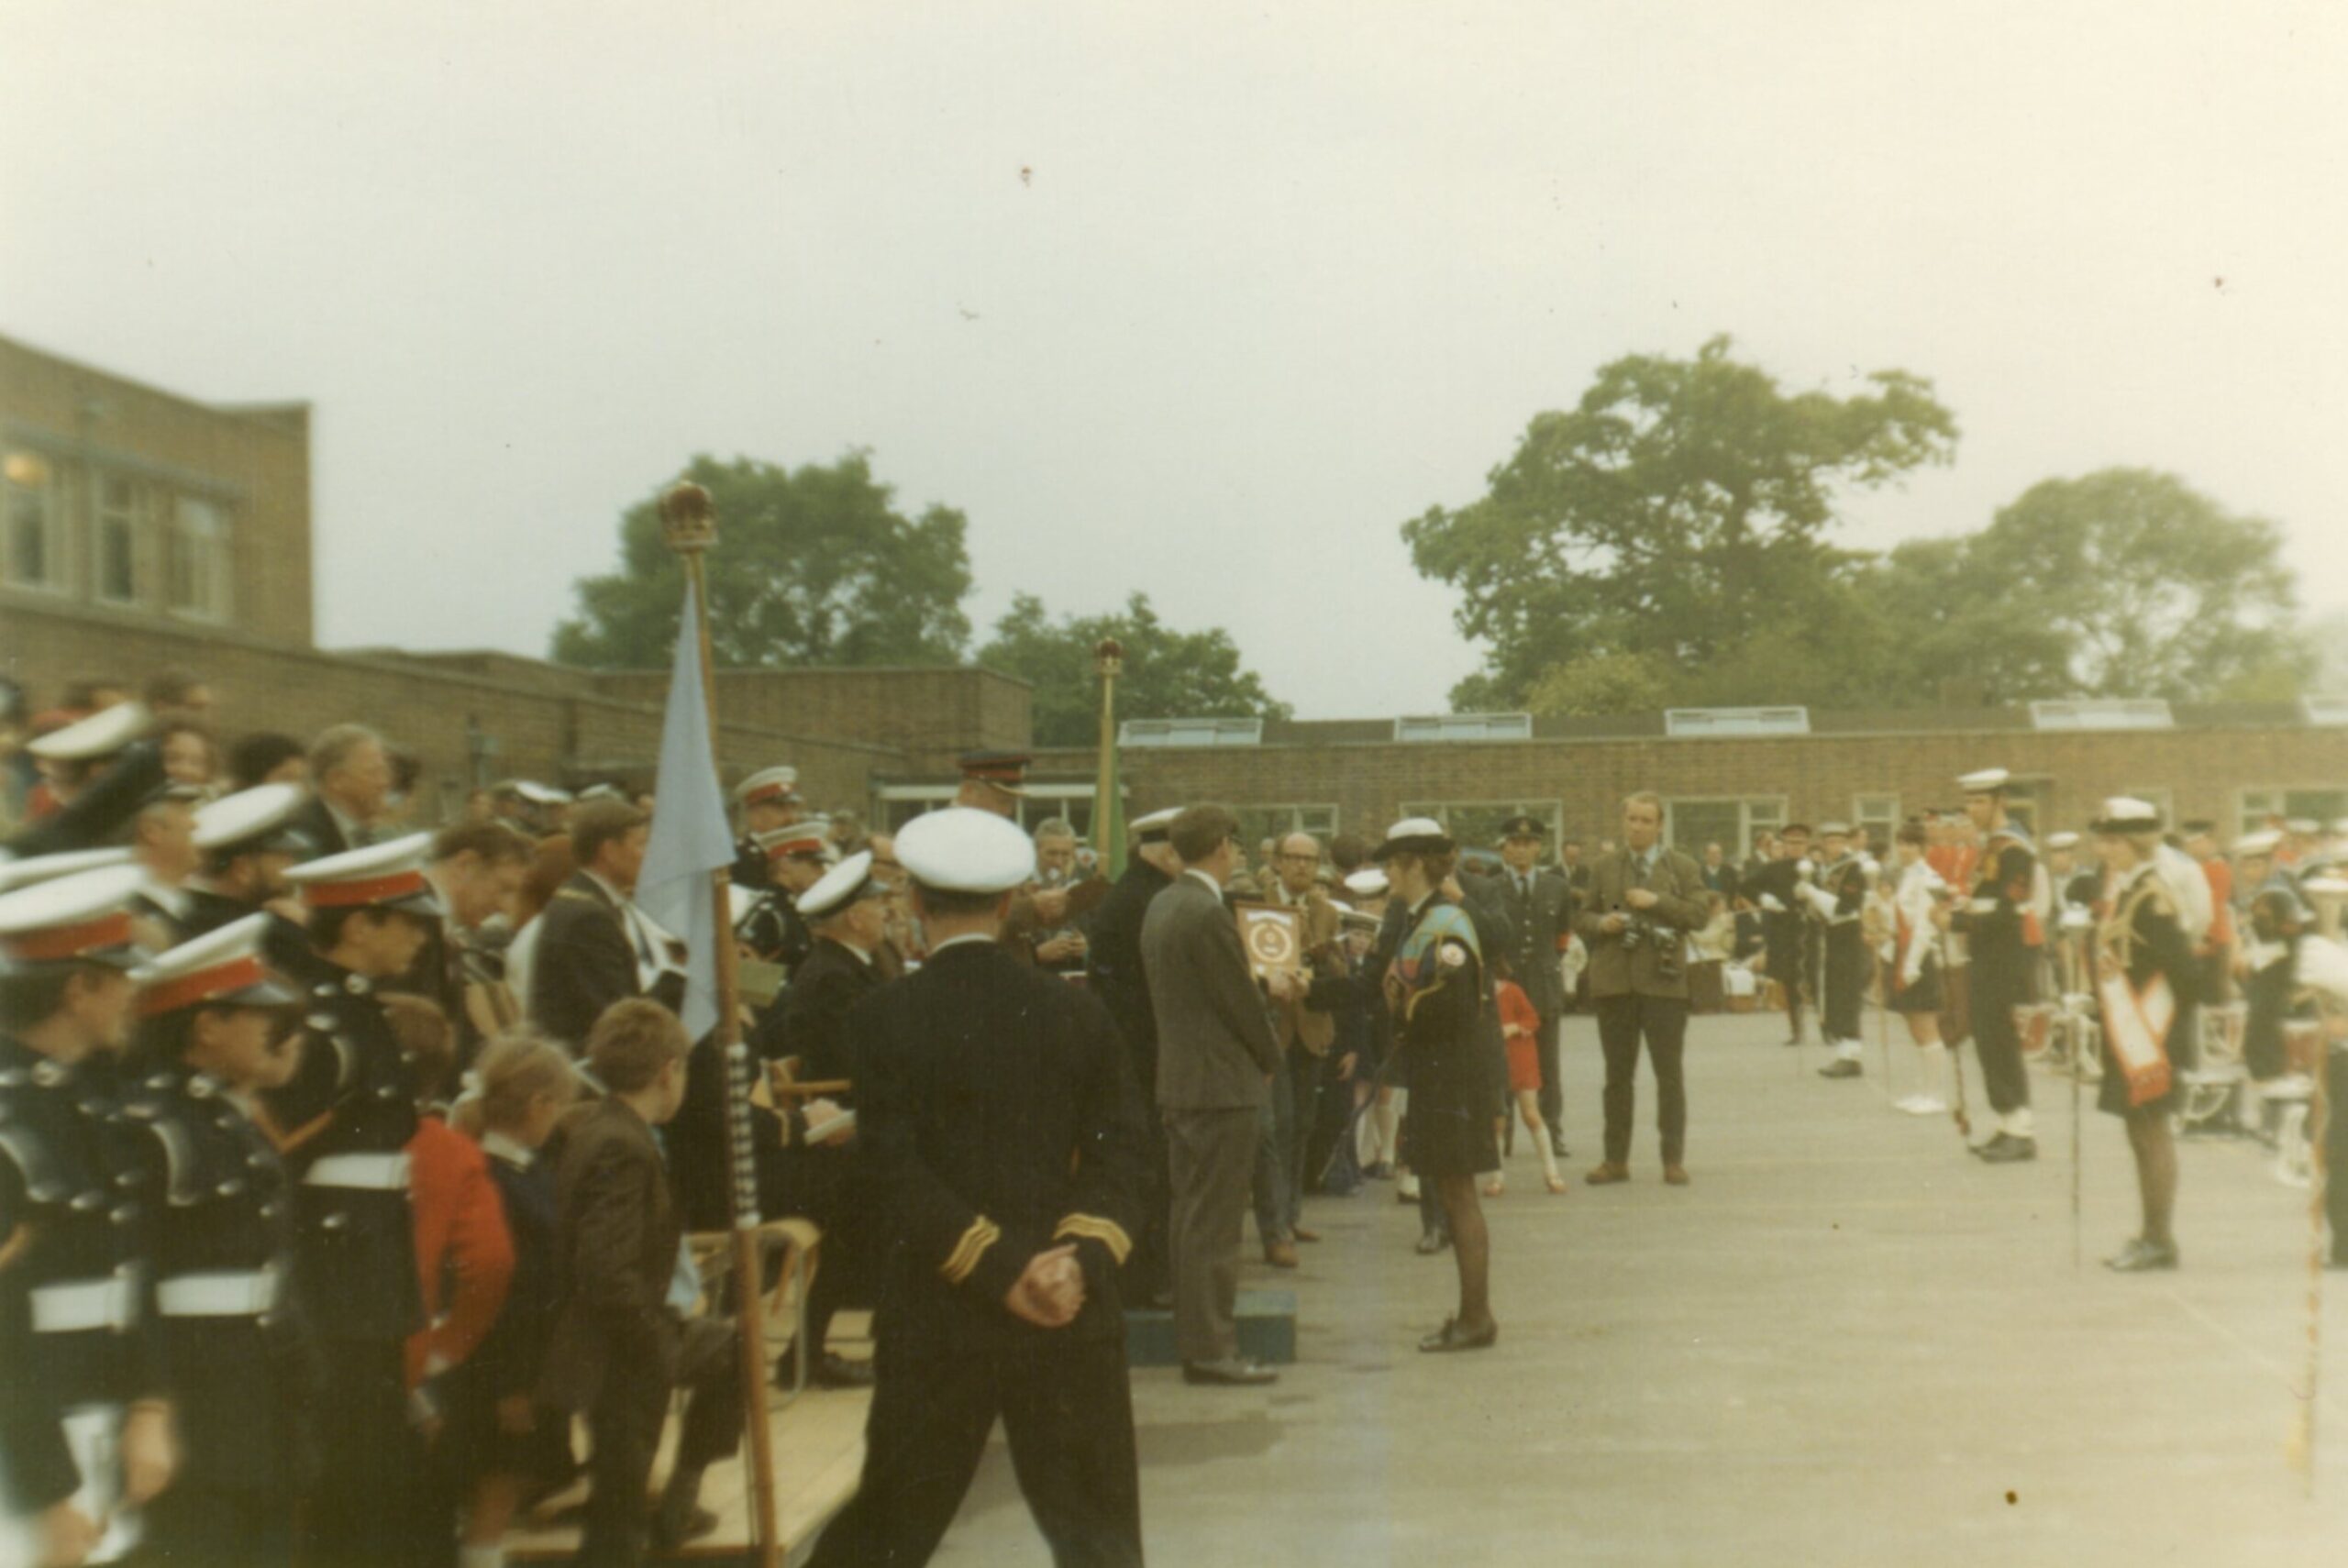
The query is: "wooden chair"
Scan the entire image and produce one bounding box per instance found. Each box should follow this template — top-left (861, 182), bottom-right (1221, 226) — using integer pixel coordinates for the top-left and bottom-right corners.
top-left (689, 1218), bottom-right (826, 1401)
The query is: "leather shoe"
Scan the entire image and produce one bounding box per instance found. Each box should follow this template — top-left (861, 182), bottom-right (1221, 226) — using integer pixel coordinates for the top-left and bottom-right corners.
top-left (1414, 1229), bottom-right (1450, 1255)
top-left (1183, 1357), bottom-right (1277, 1386)
top-left (1817, 1058), bottom-right (1862, 1079)
top-left (1291, 1226), bottom-right (1321, 1243)
top-left (774, 1346), bottom-right (877, 1389)
top-left (2103, 1237), bottom-right (2179, 1273)
top-left (1662, 1165), bottom-right (1690, 1187)
top-left (1584, 1161), bottom-right (1630, 1186)
top-left (1263, 1240), bottom-right (1299, 1268)
top-left (652, 1495), bottom-right (717, 1550)
top-left (1549, 1133), bottom-right (1570, 1159)
top-left (1417, 1317), bottom-right (1499, 1353)
top-left (1976, 1134), bottom-right (2037, 1164)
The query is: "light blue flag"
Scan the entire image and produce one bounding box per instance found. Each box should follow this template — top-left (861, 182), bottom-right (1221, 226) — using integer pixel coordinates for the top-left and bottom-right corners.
top-left (635, 580), bottom-right (737, 1040)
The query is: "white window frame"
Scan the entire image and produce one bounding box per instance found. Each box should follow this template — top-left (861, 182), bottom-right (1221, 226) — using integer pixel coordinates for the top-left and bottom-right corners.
top-left (2029, 699), bottom-right (2175, 732)
top-left (1235, 804), bottom-right (1340, 847)
top-left (1664, 795), bottom-right (1787, 858)
top-left (2238, 786), bottom-right (2348, 839)
top-left (95, 470), bottom-right (142, 607)
top-left (1853, 793), bottom-right (1900, 845)
top-left (2, 448), bottom-right (70, 595)
top-left (1394, 713), bottom-right (1533, 743)
top-left (1663, 706), bottom-right (1811, 738)
top-left (166, 493), bottom-right (231, 622)
top-left (1120, 717), bottom-right (1262, 747)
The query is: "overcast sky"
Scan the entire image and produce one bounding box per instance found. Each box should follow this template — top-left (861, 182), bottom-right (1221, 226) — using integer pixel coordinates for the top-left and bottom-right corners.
top-left (7, 1), bottom-right (2344, 718)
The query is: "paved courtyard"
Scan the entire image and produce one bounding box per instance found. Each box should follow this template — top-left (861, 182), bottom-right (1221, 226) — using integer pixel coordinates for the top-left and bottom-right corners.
top-left (933, 1007), bottom-right (2348, 1566)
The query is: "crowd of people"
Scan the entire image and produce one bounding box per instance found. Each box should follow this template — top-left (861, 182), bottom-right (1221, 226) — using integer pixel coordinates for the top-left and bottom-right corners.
top-left (5, 664), bottom-right (2348, 1568)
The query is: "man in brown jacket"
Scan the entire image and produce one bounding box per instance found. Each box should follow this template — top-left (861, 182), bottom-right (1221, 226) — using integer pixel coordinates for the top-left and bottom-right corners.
top-left (538, 1001), bottom-right (744, 1565)
top-left (1258, 833), bottom-right (1342, 1256)
top-left (1572, 792), bottom-right (1709, 1187)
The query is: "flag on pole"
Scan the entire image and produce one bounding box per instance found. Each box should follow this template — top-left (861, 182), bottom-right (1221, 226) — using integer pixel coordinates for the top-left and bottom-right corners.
top-left (636, 580), bottom-right (737, 1040)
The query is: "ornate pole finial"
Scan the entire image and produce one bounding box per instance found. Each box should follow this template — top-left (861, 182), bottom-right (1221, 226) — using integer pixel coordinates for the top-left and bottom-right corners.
top-left (659, 480), bottom-right (718, 556)
top-left (1094, 636), bottom-right (1124, 679)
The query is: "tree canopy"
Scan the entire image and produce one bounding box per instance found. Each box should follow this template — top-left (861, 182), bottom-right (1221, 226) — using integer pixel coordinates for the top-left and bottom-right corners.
top-left (551, 452), bottom-right (974, 668)
top-left (979, 592), bottom-right (1293, 747)
top-left (1406, 335), bottom-right (1958, 710)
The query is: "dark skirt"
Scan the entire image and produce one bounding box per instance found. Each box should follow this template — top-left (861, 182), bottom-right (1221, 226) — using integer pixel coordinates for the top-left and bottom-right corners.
top-left (2099, 1001), bottom-right (2199, 1118)
top-left (1888, 964), bottom-right (1943, 1016)
top-left (1402, 1047), bottom-right (1501, 1177)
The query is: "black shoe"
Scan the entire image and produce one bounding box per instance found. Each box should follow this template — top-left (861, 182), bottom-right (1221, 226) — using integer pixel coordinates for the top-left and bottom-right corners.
top-left (652, 1472), bottom-right (717, 1550)
top-left (1414, 1229), bottom-right (1450, 1255)
top-left (1977, 1134), bottom-right (2037, 1164)
top-left (2103, 1237), bottom-right (2179, 1273)
top-left (1417, 1317), bottom-right (1499, 1353)
top-left (1549, 1132), bottom-right (1570, 1159)
top-left (1818, 1058), bottom-right (1862, 1079)
top-left (1182, 1357), bottom-right (1278, 1386)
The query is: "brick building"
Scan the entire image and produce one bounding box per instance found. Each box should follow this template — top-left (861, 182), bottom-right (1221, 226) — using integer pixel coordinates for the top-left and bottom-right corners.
top-left (6, 332), bottom-right (2342, 845)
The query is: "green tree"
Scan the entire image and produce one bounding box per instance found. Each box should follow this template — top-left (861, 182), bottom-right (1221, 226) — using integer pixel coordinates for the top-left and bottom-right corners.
top-left (551, 451), bottom-right (974, 668)
top-left (979, 592), bottom-right (1293, 747)
top-left (1402, 335), bottom-right (1958, 710)
top-left (1865, 469), bottom-right (2309, 704)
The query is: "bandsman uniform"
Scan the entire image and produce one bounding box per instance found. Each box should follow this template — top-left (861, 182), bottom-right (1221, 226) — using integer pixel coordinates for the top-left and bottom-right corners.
top-left (265, 835), bottom-right (437, 1567)
top-left (125, 915), bottom-right (312, 1565)
top-left (6, 703), bottom-right (164, 859)
top-left (737, 818), bottom-right (828, 978)
top-left (1951, 770), bottom-right (2043, 1162)
top-left (1804, 824), bottom-right (1874, 1078)
top-left (1744, 831), bottom-right (1816, 1044)
top-left (0, 865), bottom-right (165, 1563)
top-left (180, 785), bottom-right (323, 987)
top-left (808, 808), bottom-right (1146, 1568)
top-left (728, 766), bottom-right (803, 892)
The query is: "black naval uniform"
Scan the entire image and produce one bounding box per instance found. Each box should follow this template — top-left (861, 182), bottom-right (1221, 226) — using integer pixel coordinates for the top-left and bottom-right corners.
top-left (0, 1036), bottom-right (162, 1545)
top-left (263, 964), bottom-right (424, 1568)
top-left (129, 1063), bottom-right (312, 1566)
top-left (1747, 856), bottom-right (1815, 1040)
top-left (807, 938), bottom-right (1148, 1568)
top-left (1954, 836), bottom-right (2041, 1137)
top-left (1815, 854), bottom-right (1871, 1046)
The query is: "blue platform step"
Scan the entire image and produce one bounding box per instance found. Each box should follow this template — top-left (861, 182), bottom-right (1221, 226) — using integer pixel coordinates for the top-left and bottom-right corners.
top-left (1124, 1289), bottom-right (1296, 1368)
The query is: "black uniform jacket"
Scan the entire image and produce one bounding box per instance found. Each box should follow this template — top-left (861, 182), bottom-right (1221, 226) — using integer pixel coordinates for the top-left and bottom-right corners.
top-left (0, 1038), bottom-right (162, 1512)
top-left (261, 965), bottom-right (423, 1341)
top-left (1083, 858), bottom-right (1173, 1077)
top-left (1476, 866), bottom-right (1572, 1017)
top-left (1955, 840), bottom-right (2040, 985)
top-left (847, 939), bottom-right (1146, 1349)
top-left (128, 1064), bottom-right (313, 1494)
top-left (4, 743), bottom-right (164, 857)
top-left (750, 935), bottom-right (880, 1077)
top-left (530, 872), bottom-right (646, 1050)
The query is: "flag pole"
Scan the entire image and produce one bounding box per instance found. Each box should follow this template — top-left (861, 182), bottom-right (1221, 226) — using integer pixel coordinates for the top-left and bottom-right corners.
top-left (1092, 637), bottom-right (1125, 878)
top-left (660, 480), bottom-right (783, 1567)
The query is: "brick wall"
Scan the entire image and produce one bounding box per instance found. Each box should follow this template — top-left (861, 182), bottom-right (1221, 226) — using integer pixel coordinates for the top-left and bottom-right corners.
top-left (1, 596), bottom-right (904, 823)
top-left (0, 333), bottom-right (314, 646)
top-left (1032, 723), bottom-right (2348, 845)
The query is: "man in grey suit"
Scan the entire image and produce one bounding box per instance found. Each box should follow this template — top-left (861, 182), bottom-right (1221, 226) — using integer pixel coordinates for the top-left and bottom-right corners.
top-left (1142, 803), bottom-right (1299, 1386)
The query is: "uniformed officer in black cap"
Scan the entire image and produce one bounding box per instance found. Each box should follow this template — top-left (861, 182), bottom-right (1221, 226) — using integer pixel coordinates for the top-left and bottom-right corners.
top-left (125, 914), bottom-right (311, 1566)
top-left (807, 807), bottom-right (1147, 1568)
top-left (0, 864), bottom-right (178, 1567)
top-left (268, 834), bottom-right (441, 1568)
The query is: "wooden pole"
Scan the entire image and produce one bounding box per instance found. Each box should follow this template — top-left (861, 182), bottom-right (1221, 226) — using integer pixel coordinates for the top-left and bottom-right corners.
top-left (1091, 638), bottom-right (1123, 874)
top-left (661, 481), bottom-right (783, 1567)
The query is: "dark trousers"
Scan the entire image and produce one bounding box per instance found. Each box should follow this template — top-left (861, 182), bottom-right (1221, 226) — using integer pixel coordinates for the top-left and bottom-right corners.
top-left (1969, 966), bottom-right (2032, 1117)
top-left (1283, 1044), bottom-right (1319, 1216)
top-left (1534, 1010), bottom-right (1564, 1138)
top-left (147, 1482), bottom-right (294, 1568)
top-left (808, 1332), bottom-right (1141, 1568)
top-left (1165, 1106), bottom-right (1257, 1364)
top-left (2244, 959), bottom-right (2293, 1081)
top-left (300, 1338), bottom-right (415, 1568)
top-left (1823, 926), bottom-right (1866, 1042)
top-left (580, 1317), bottom-right (746, 1568)
top-left (1251, 1064), bottom-right (1296, 1243)
top-left (1595, 993), bottom-right (1689, 1166)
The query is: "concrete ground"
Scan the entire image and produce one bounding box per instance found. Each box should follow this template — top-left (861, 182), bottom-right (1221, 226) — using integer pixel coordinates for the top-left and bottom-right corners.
top-left (932, 1006), bottom-right (2348, 1566)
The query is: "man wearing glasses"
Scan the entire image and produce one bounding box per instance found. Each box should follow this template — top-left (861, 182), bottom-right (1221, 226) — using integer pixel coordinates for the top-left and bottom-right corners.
top-left (1258, 833), bottom-right (1343, 1263)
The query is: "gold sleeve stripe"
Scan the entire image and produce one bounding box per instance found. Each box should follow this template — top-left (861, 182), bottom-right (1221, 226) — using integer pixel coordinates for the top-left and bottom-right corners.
top-left (940, 1218), bottom-right (1002, 1285)
top-left (1054, 1214), bottom-right (1133, 1267)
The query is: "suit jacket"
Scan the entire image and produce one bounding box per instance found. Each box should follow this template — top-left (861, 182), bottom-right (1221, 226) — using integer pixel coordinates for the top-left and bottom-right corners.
top-left (750, 935), bottom-right (880, 1079)
top-left (848, 940), bottom-right (1145, 1346)
top-left (287, 792), bottom-right (356, 859)
top-left (1141, 873), bottom-right (1280, 1111)
top-left (1085, 859), bottom-right (1173, 1075)
top-left (537, 1097), bottom-right (682, 1414)
top-left (1479, 866), bottom-right (1573, 1017)
top-left (530, 872), bottom-right (645, 1050)
top-left (1572, 845), bottom-right (1709, 999)
top-left (1264, 885), bottom-right (1343, 1055)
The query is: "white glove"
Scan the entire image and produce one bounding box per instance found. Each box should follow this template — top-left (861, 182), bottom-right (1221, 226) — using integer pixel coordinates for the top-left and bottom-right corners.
top-left (1758, 893), bottom-right (1786, 913)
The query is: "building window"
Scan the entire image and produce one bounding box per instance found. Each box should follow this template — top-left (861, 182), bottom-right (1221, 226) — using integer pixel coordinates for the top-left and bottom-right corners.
top-left (1854, 793), bottom-right (1900, 847)
top-left (1996, 777), bottom-right (2048, 836)
top-left (1394, 713), bottom-right (1532, 743)
top-left (2239, 788), bottom-right (2348, 839)
top-left (3, 449), bottom-right (66, 592)
top-left (97, 472), bottom-right (141, 605)
top-left (1663, 706), bottom-right (1811, 738)
top-left (1400, 801), bottom-right (1565, 856)
top-left (1120, 717), bottom-right (1262, 747)
top-left (1665, 796), bottom-right (1786, 859)
top-left (1234, 805), bottom-right (1339, 854)
top-left (167, 495), bottom-right (229, 619)
top-left (2029, 699), bottom-right (2174, 732)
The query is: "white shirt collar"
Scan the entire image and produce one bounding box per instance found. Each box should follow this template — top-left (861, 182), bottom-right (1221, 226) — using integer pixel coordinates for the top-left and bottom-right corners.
top-left (324, 798), bottom-right (366, 844)
top-left (584, 869), bottom-right (631, 909)
top-left (140, 873), bottom-right (192, 919)
top-left (928, 932), bottom-right (996, 956)
top-left (1184, 868), bottom-right (1224, 895)
top-left (482, 1130), bottom-right (536, 1168)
